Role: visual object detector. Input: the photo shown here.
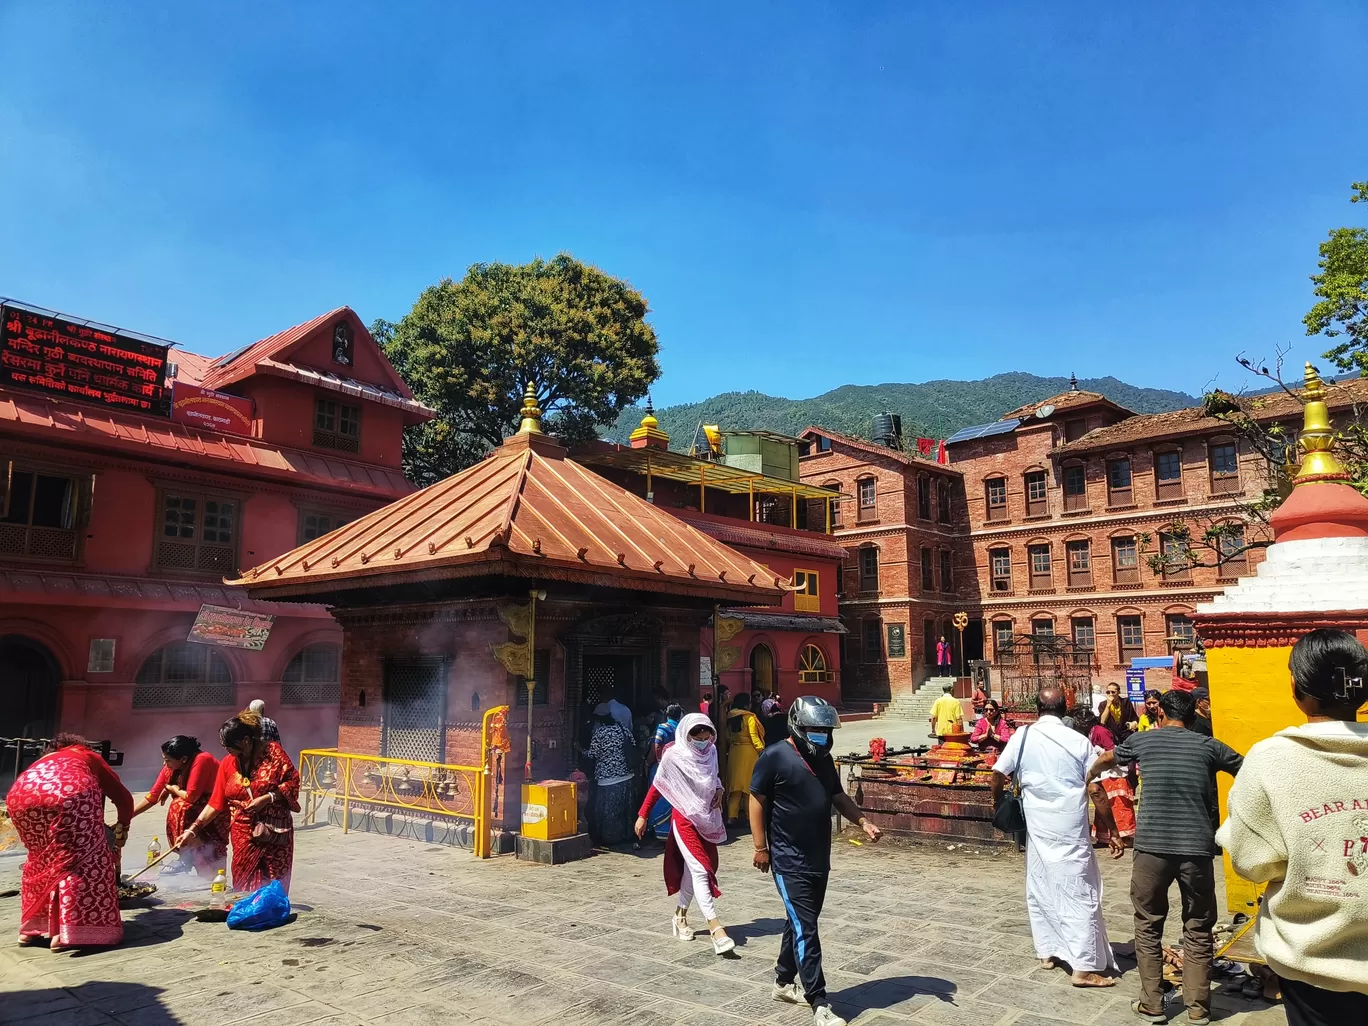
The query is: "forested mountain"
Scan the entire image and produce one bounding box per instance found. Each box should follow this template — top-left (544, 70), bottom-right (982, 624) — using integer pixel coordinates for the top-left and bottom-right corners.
top-left (603, 373), bottom-right (1197, 449)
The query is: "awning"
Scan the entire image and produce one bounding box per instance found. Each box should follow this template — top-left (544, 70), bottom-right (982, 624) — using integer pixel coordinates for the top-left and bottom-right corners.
top-left (576, 445), bottom-right (844, 502)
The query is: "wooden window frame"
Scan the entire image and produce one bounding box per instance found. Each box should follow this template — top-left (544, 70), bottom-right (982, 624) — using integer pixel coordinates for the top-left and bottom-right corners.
top-left (314, 396), bottom-right (362, 453)
top-left (1064, 417), bottom-right (1087, 442)
top-left (0, 460), bottom-right (91, 564)
top-left (1071, 616), bottom-right (1095, 652)
top-left (920, 546), bottom-right (934, 592)
top-left (1217, 525), bottom-right (1247, 579)
top-left (1024, 470), bottom-right (1049, 517)
top-left (936, 480), bottom-right (953, 524)
top-left (793, 568), bottom-right (821, 613)
top-left (861, 619), bottom-right (883, 663)
top-left (297, 508), bottom-right (354, 545)
top-left (1028, 543), bottom-right (1052, 591)
top-left (856, 477), bottom-right (877, 523)
top-left (993, 621), bottom-right (1014, 658)
top-left (1066, 539), bottom-right (1092, 587)
top-left (985, 476), bottom-right (1008, 522)
top-left (824, 482), bottom-right (842, 528)
top-left (939, 548), bottom-right (953, 593)
top-left (916, 475), bottom-right (932, 521)
top-left (281, 643), bottom-right (342, 705)
top-left (1031, 618), bottom-right (1054, 637)
top-left (1106, 457), bottom-right (1133, 506)
top-left (859, 546), bottom-right (879, 591)
top-left (1154, 448), bottom-right (1184, 501)
top-left (989, 547), bottom-right (1012, 592)
top-left (1117, 615), bottom-right (1144, 663)
top-left (1062, 462), bottom-right (1087, 511)
top-left (1159, 531), bottom-right (1191, 582)
top-left (1112, 535), bottom-right (1140, 585)
top-left (1165, 614), bottom-right (1196, 654)
top-left (132, 642), bottom-right (235, 708)
top-left (152, 484), bottom-right (242, 576)
top-left (1208, 441), bottom-right (1240, 494)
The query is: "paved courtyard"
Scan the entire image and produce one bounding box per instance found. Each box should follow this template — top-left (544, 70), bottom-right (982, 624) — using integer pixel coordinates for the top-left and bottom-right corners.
top-left (2, 812), bottom-right (1287, 1026)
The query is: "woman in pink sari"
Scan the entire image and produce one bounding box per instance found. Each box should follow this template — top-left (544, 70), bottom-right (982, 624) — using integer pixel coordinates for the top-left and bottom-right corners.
top-left (634, 712), bottom-right (735, 955)
top-left (7, 734), bottom-right (132, 950)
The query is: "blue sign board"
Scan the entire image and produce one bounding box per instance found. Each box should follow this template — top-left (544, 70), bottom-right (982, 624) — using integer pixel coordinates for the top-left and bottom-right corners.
top-left (1125, 668), bottom-right (1147, 701)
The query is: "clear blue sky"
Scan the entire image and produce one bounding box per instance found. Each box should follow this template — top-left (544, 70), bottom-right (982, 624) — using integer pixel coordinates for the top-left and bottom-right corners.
top-left (2, 2), bottom-right (1365, 406)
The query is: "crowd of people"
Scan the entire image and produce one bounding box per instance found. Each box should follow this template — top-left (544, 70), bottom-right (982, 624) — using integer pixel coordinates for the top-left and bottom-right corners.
top-left (5, 701), bottom-right (298, 951)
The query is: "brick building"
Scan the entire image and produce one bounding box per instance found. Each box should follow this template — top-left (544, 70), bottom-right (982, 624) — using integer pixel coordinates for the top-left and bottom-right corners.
top-left (0, 299), bottom-right (426, 784)
top-left (799, 376), bottom-right (1368, 703)
top-left (796, 427), bottom-right (973, 704)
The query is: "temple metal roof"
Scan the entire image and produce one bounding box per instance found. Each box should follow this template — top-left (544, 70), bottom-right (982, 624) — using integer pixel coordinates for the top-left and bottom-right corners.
top-left (576, 442), bottom-right (843, 501)
top-left (231, 421), bottom-right (790, 606)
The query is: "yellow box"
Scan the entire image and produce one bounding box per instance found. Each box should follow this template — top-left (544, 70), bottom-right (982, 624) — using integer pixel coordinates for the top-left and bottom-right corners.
top-left (520, 780), bottom-right (577, 840)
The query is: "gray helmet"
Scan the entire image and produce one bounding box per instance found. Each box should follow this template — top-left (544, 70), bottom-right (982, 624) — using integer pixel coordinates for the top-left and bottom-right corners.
top-left (787, 696), bottom-right (841, 757)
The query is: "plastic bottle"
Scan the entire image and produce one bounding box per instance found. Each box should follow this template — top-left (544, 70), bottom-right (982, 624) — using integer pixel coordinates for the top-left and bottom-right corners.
top-left (146, 836), bottom-right (161, 868)
top-left (209, 869), bottom-right (228, 909)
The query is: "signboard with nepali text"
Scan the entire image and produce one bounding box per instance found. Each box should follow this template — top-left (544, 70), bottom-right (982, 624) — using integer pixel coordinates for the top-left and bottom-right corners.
top-left (1, 303), bottom-right (170, 416)
top-left (171, 381), bottom-right (255, 436)
top-left (187, 604), bottom-right (275, 651)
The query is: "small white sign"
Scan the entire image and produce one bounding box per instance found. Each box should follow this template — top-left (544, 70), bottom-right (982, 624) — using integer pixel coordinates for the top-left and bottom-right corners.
top-left (699, 656), bottom-right (712, 687)
top-left (88, 639), bottom-right (115, 674)
top-left (521, 803), bottom-right (547, 825)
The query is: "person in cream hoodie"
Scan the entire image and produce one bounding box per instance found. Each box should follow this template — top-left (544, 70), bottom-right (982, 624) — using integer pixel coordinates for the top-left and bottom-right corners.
top-left (1217, 629), bottom-right (1368, 1026)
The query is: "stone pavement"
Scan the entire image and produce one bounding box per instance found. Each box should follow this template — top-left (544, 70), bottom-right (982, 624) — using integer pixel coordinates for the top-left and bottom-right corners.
top-left (1, 815), bottom-right (1288, 1026)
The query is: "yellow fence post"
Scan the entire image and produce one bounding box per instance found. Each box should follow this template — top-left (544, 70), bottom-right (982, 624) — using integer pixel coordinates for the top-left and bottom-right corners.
top-left (341, 754), bottom-right (351, 835)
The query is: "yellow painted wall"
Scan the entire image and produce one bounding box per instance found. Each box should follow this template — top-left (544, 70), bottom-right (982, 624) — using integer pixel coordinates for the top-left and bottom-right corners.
top-left (1207, 644), bottom-right (1297, 913)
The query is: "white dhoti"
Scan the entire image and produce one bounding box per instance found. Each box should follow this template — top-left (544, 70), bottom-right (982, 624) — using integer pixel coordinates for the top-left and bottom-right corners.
top-left (1024, 831), bottom-right (1116, 972)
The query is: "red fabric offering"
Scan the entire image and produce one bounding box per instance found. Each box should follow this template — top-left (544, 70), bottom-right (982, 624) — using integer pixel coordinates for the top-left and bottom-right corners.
top-left (7, 745), bottom-right (131, 949)
top-left (208, 741), bottom-right (301, 894)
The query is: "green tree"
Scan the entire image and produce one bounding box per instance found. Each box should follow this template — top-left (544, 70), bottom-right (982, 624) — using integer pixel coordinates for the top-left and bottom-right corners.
top-left (382, 254), bottom-right (660, 484)
top-left (1307, 180), bottom-right (1368, 372)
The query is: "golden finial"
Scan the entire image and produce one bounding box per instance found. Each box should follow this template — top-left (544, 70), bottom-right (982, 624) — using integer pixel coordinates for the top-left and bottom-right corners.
top-left (629, 394), bottom-right (670, 449)
top-left (1294, 362), bottom-right (1347, 483)
top-left (518, 383), bottom-right (543, 434)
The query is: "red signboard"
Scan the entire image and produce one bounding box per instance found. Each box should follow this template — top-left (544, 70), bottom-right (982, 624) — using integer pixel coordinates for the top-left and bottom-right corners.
top-left (0, 304), bottom-right (170, 416)
top-left (186, 604), bottom-right (275, 650)
top-left (171, 381), bottom-right (255, 436)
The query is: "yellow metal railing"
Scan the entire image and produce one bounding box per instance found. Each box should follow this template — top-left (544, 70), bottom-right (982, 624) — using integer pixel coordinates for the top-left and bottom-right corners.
top-left (298, 706), bottom-right (510, 859)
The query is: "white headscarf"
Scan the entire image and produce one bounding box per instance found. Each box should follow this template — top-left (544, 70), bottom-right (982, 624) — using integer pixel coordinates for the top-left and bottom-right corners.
top-left (652, 712), bottom-right (726, 843)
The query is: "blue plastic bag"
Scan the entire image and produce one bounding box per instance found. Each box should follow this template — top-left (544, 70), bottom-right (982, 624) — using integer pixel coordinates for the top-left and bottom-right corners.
top-left (226, 880), bottom-right (291, 931)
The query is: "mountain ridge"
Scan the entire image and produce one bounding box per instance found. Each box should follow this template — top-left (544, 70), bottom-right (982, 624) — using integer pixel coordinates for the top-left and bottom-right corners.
top-left (604, 373), bottom-right (1198, 450)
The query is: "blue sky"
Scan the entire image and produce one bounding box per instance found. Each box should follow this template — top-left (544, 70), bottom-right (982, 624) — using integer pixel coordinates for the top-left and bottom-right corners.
top-left (1, 2), bottom-right (1365, 406)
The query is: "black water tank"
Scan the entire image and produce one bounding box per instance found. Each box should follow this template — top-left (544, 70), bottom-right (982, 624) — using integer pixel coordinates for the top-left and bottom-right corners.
top-left (871, 412), bottom-right (902, 448)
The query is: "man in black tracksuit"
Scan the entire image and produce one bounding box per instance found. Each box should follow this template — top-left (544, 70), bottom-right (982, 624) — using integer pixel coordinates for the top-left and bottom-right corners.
top-left (749, 697), bottom-right (881, 1026)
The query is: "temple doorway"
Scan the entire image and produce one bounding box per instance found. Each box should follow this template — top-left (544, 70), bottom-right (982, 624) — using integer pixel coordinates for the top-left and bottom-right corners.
top-left (581, 653), bottom-right (641, 711)
top-left (381, 659), bottom-right (447, 763)
top-left (749, 644), bottom-right (775, 695)
top-left (0, 635), bottom-right (61, 788)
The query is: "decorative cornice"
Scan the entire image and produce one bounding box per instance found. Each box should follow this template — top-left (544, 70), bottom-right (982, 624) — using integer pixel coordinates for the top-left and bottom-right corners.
top-left (1194, 609), bottom-right (1368, 648)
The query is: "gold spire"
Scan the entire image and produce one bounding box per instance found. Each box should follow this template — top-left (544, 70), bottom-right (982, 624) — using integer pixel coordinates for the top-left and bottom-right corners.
top-left (1294, 362), bottom-right (1348, 483)
top-left (517, 383), bottom-right (543, 435)
top-left (629, 395), bottom-right (670, 449)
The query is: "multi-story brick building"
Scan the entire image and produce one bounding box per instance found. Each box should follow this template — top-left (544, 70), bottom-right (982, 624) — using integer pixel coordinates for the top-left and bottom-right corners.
top-left (800, 376), bottom-right (1368, 703)
top-left (797, 427), bottom-right (972, 704)
top-left (0, 298), bottom-right (427, 783)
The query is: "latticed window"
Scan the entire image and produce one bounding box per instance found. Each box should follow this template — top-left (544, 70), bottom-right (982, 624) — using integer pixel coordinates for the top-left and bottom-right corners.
top-left (1218, 525), bottom-right (1247, 579)
top-left (1118, 615), bottom-right (1145, 661)
top-left (314, 398), bottom-right (361, 453)
top-left (1155, 449), bottom-right (1184, 500)
top-left (1160, 532), bottom-right (1191, 581)
top-left (1107, 458), bottom-right (1133, 505)
top-left (1066, 539), bottom-right (1092, 587)
top-left (1031, 618), bottom-right (1054, 636)
top-left (1025, 471), bottom-right (1048, 516)
top-left (300, 511), bottom-right (351, 544)
top-left (1028, 543), bottom-right (1052, 589)
top-left (859, 547), bottom-right (879, 591)
top-left (157, 491), bottom-right (237, 574)
top-left (857, 477), bottom-right (876, 521)
top-left (1072, 616), bottom-right (1095, 651)
top-left (920, 547), bottom-right (934, 591)
top-left (1166, 614), bottom-right (1196, 652)
top-left (939, 549), bottom-right (953, 593)
top-left (862, 619), bottom-right (882, 662)
top-left (1209, 442), bottom-right (1240, 493)
top-left (1112, 536), bottom-right (1139, 585)
top-left (1063, 463), bottom-right (1087, 511)
top-left (0, 467), bottom-right (80, 561)
top-left (994, 621), bottom-right (1014, 656)
top-left (937, 480), bottom-right (953, 524)
top-left (133, 643), bottom-right (234, 708)
top-left (281, 644), bottom-right (341, 705)
top-left (382, 660), bottom-right (446, 762)
top-left (985, 477), bottom-right (1008, 521)
top-left (917, 476), bottom-right (932, 520)
top-left (990, 548), bottom-right (1011, 591)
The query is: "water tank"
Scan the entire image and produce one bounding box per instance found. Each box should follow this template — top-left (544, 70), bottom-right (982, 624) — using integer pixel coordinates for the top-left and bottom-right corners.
top-left (871, 412), bottom-right (902, 449)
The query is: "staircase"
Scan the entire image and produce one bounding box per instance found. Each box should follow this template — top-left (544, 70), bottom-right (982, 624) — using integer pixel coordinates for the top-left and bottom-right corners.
top-left (878, 676), bottom-right (959, 722)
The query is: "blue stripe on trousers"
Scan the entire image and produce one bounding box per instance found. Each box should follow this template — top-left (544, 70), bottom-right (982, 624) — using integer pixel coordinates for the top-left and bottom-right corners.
top-left (774, 872), bottom-right (806, 965)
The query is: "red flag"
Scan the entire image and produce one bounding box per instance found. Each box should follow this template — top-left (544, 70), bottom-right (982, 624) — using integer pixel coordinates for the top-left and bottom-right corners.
top-left (937, 440), bottom-right (948, 465)
top-left (916, 437), bottom-right (934, 456)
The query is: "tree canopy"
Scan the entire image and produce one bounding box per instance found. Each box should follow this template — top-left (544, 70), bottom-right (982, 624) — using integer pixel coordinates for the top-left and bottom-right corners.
top-left (381, 254), bottom-right (660, 484)
top-left (1308, 180), bottom-right (1368, 374)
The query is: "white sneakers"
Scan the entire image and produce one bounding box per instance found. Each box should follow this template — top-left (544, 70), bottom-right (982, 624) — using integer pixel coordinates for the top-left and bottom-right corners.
top-left (772, 981), bottom-right (804, 1004)
top-left (812, 1006), bottom-right (847, 1026)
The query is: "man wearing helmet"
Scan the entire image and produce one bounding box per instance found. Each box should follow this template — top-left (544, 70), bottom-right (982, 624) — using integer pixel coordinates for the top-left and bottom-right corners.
top-left (748, 696), bottom-right (881, 1026)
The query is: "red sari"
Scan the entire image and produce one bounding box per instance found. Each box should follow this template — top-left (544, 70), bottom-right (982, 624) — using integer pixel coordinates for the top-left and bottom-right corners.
top-left (7, 745), bottom-right (132, 949)
top-left (207, 741), bottom-right (300, 894)
top-left (146, 751), bottom-right (228, 875)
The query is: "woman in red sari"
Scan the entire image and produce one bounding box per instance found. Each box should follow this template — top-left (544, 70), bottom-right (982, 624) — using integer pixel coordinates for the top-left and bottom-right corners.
top-left (176, 711), bottom-right (299, 894)
top-left (132, 735), bottom-right (227, 877)
top-left (6, 734), bottom-right (132, 950)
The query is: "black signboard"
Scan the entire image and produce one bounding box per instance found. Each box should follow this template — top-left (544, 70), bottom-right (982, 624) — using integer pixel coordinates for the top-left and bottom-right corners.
top-left (886, 623), bottom-right (907, 659)
top-left (1, 304), bottom-right (170, 416)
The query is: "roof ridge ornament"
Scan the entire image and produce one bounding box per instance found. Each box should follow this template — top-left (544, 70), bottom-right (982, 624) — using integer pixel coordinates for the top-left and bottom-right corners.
top-left (1294, 362), bottom-right (1349, 484)
top-left (518, 383), bottom-right (543, 435)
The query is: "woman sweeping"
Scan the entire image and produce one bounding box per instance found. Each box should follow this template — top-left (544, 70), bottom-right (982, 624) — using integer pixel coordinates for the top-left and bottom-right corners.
top-left (7, 734), bottom-right (132, 950)
top-left (132, 735), bottom-right (227, 878)
top-left (634, 713), bottom-right (735, 955)
top-left (177, 710), bottom-right (299, 894)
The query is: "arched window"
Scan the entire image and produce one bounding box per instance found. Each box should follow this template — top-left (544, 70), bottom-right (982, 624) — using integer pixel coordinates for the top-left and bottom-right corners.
top-left (984, 476), bottom-right (1008, 522)
top-left (857, 476), bottom-right (877, 523)
top-left (824, 482), bottom-right (842, 528)
top-left (133, 642), bottom-right (233, 709)
top-left (1024, 467), bottom-right (1049, 517)
top-left (1062, 459), bottom-right (1087, 511)
top-left (798, 644), bottom-right (830, 684)
top-left (281, 643), bottom-right (341, 705)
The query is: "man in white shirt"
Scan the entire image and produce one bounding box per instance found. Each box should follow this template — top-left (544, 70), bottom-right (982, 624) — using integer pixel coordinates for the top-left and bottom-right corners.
top-left (992, 687), bottom-right (1125, 988)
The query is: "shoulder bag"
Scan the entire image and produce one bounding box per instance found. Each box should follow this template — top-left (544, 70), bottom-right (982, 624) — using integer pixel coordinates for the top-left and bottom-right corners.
top-left (991, 725), bottom-right (1030, 835)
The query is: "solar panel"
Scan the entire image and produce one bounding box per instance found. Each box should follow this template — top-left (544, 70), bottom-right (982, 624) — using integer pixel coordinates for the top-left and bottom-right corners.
top-left (945, 418), bottom-right (1020, 444)
top-left (215, 343), bottom-right (255, 368)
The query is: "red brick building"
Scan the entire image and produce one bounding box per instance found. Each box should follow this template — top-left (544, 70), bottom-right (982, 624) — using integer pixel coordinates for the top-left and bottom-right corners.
top-left (577, 411), bottom-right (847, 706)
top-left (796, 427), bottom-right (973, 704)
top-left (0, 299), bottom-right (427, 783)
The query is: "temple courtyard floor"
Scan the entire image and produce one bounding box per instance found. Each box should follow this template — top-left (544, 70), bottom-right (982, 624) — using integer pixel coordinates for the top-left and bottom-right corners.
top-left (0, 807), bottom-right (1287, 1026)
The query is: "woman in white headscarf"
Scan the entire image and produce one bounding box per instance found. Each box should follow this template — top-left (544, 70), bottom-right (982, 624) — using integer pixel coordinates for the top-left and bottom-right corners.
top-left (635, 712), bottom-right (735, 954)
